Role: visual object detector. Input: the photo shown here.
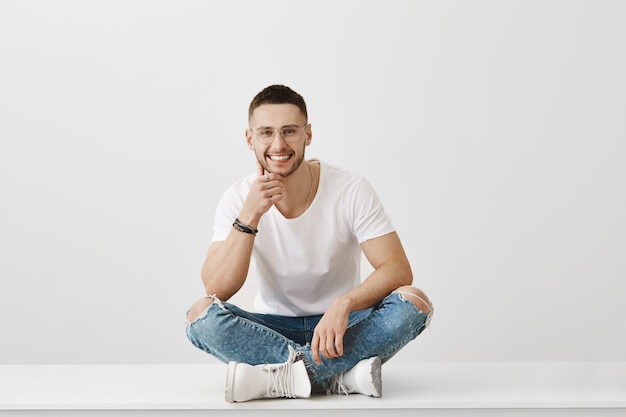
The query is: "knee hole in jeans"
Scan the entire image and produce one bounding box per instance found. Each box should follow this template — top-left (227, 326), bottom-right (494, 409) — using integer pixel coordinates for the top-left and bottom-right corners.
top-left (186, 297), bottom-right (215, 323)
top-left (395, 286), bottom-right (432, 315)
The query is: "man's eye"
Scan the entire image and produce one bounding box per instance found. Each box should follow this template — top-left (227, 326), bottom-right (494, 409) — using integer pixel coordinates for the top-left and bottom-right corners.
top-left (258, 130), bottom-right (274, 136)
top-left (282, 128), bottom-right (297, 135)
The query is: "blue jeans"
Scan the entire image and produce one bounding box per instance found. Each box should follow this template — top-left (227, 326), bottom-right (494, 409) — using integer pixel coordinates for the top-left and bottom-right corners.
top-left (185, 291), bottom-right (432, 386)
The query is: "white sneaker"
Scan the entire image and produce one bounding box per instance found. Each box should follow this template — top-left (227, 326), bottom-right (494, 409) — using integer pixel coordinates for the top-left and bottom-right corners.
top-left (225, 346), bottom-right (311, 402)
top-left (332, 356), bottom-right (382, 397)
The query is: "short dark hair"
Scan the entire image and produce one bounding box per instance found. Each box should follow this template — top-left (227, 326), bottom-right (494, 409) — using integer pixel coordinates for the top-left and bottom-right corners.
top-left (248, 85), bottom-right (308, 122)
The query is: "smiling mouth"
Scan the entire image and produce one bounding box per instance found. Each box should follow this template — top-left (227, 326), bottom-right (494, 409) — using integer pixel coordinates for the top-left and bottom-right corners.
top-left (267, 154), bottom-right (292, 161)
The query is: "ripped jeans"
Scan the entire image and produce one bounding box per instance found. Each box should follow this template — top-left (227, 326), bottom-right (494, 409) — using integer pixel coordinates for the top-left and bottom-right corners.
top-left (185, 291), bottom-right (432, 386)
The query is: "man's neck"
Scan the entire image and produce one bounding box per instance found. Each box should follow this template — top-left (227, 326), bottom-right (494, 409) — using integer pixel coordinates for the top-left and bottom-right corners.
top-left (274, 161), bottom-right (317, 219)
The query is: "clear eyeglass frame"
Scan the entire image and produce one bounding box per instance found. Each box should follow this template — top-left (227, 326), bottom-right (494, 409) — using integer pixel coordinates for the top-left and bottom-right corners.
top-left (249, 124), bottom-right (308, 144)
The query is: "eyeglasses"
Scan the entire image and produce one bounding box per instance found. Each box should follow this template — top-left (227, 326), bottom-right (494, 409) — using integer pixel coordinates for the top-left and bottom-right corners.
top-left (248, 124), bottom-right (308, 144)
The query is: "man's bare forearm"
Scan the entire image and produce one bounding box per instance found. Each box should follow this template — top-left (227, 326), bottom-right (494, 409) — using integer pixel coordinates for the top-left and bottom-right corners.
top-left (201, 229), bottom-right (256, 301)
top-left (339, 257), bottom-right (412, 312)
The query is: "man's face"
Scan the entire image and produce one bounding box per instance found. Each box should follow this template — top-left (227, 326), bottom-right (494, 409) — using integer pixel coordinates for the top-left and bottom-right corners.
top-left (246, 103), bottom-right (311, 177)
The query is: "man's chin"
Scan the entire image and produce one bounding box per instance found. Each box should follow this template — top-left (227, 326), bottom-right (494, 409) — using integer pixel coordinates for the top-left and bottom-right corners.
top-left (266, 162), bottom-right (301, 177)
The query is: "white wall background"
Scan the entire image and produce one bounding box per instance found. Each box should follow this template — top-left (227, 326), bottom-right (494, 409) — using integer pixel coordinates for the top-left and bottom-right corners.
top-left (1, 0), bottom-right (624, 365)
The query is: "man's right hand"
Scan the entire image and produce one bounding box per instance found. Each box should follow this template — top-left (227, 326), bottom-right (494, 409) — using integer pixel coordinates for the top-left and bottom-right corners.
top-left (237, 161), bottom-right (285, 228)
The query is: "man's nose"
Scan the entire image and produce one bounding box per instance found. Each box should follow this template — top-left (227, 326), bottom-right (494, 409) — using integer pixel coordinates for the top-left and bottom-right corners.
top-left (270, 130), bottom-right (288, 146)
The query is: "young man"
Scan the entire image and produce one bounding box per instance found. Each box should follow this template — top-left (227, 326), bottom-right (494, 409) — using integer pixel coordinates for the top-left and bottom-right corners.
top-left (185, 85), bottom-right (432, 402)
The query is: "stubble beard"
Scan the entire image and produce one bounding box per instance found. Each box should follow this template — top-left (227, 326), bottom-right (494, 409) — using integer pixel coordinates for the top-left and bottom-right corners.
top-left (259, 145), bottom-right (306, 178)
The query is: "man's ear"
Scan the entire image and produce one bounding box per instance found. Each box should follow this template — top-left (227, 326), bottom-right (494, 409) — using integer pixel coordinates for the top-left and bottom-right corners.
top-left (305, 124), bottom-right (313, 146)
top-left (245, 129), bottom-right (254, 150)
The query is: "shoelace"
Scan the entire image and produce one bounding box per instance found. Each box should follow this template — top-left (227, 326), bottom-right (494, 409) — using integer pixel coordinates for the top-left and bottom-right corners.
top-left (329, 373), bottom-right (350, 395)
top-left (263, 346), bottom-right (297, 398)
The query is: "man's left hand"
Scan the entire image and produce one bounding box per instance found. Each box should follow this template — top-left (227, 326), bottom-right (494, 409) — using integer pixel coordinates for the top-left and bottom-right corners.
top-left (311, 298), bottom-right (351, 365)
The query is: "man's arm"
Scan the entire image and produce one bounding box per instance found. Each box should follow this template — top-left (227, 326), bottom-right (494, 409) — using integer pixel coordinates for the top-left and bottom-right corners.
top-left (310, 231), bottom-right (412, 364)
top-left (201, 162), bottom-right (284, 301)
top-left (200, 232), bottom-right (255, 301)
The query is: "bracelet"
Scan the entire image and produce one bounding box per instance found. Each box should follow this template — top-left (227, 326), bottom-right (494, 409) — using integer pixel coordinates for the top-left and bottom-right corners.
top-left (233, 218), bottom-right (258, 236)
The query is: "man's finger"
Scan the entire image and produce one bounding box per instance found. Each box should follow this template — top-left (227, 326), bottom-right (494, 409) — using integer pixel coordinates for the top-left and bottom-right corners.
top-left (326, 337), bottom-right (338, 358)
top-left (256, 160), bottom-right (265, 177)
top-left (311, 336), bottom-right (321, 364)
top-left (334, 333), bottom-right (344, 357)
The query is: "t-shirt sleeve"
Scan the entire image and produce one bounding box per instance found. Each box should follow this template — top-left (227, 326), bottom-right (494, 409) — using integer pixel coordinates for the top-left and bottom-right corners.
top-left (351, 177), bottom-right (395, 243)
top-left (211, 183), bottom-right (247, 243)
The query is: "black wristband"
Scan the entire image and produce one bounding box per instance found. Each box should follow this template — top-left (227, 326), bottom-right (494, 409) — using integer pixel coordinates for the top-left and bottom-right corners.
top-left (233, 218), bottom-right (258, 236)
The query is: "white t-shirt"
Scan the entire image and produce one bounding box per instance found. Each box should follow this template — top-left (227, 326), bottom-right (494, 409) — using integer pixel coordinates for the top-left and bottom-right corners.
top-left (211, 161), bottom-right (395, 316)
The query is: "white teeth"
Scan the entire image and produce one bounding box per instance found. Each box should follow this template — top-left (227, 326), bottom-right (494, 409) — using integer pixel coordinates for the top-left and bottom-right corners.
top-left (268, 155), bottom-right (290, 161)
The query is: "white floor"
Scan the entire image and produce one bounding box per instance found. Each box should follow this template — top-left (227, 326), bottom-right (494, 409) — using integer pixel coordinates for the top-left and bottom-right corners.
top-left (1, 362), bottom-right (625, 416)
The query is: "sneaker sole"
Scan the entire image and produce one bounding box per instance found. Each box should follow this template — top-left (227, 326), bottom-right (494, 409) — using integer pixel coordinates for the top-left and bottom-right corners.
top-left (356, 356), bottom-right (382, 397)
top-left (225, 361), bottom-right (237, 403)
top-left (370, 357), bottom-right (382, 397)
